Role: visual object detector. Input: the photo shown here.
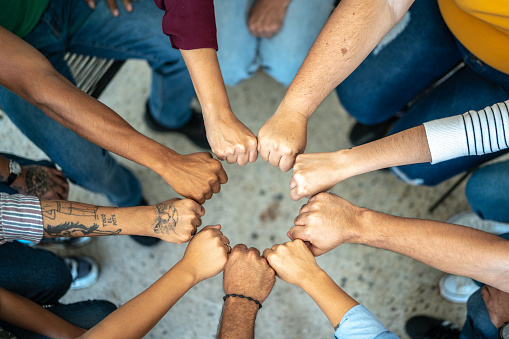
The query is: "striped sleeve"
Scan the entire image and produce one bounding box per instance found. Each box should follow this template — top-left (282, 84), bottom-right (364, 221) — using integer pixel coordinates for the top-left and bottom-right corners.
top-left (0, 193), bottom-right (43, 245)
top-left (424, 100), bottom-right (509, 164)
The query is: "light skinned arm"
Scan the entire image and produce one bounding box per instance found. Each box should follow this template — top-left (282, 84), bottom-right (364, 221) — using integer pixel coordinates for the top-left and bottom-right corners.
top-left (247, 0), bottom-right (292, 38)
top-left (257, 0), bottom-right (414, 172)
top-left (0, 287), bottom-right (86, 339)
top-left (217, 244), bottom-right (276, 339)
top-left (79, 225), bottom-right (230, 338)
top-left (263, 240), bottom-right (358, 328)
top-left (0, 26), bottom-right (227, 204)
top-left (0, 155), bottom-right (69, 200)
top-left (180, 49), bottom-right (258, 166)
top-left (289, 193), bottom-right (509, 293)
top-left (40, 198), bottom-right (204, 244)
top-left (290, 125), bottom-right (430, 199)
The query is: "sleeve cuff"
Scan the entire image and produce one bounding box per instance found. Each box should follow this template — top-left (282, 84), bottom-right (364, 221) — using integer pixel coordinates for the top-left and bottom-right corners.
top-left (0, 193), bottom-right (43, 244)
top-left (334, 305), bottom-right (397, 339)
top-left (423, 115), bottom-right (469, 164)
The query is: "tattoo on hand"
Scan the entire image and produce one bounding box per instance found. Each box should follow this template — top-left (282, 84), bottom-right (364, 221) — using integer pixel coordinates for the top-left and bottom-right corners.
top-left (153, 201), bottom-right (179, 235)
top-left (24, 166), bottom-right (56, 197)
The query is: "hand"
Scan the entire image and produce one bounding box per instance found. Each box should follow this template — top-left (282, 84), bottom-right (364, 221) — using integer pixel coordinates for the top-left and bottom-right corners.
top-left (290, 151), bottom-right (346, 200)
top-left (84, 0), bottom-right (136, 17)
top-left (248, 0), bottom-right (291, 38)
top-left (482, 285), bottom-right (509, 329)
top-left (288, 193), bottom-right (366, 256)
top-left (204, 112), bottom-right (258, 166)
top-left (162, 152), bottom-right (228, 204)
top-left (148, 198), bottom-right (205, 244)
top-left (179, 225), bottom-right (230, 284)
top-left (257, 108), bottom-right (308, 172)
top-left (263, 239), bottom-right (321, 288)
top-left (11, 165), bottom-right (69, 200)
top-left (223, 245), bottom-right (275, 304)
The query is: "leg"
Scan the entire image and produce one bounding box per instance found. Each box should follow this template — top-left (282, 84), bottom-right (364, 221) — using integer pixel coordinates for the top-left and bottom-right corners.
top-left (0, 242), bottom-right (71, 304)
top-left (336, 0), bottom-right (462, 125)
top-left (465, 161), bottom-right (509, 222)
top-left (390, 66), bottom-right (509, 186)
top-left (215, 0), bottom-right (258, 86)
top-left (0, 300), bottom-right (117, 339)
top-left (260, 0), bottom-right (335, 86)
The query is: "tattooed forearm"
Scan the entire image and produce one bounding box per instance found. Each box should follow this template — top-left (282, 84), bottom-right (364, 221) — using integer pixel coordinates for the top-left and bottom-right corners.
top-left (153, 201), bottom-right (179, 235)
top-left (41, 201), bottom-right (98, 220)
top-left (45, 222), bottom-right (121, 237)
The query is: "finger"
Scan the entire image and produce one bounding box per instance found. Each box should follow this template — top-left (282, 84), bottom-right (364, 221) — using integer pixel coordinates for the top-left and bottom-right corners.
top-left (190, 224), bottom-right (198, 236)
top-left (289, 187), bottom-right (302, 201)
top-left (279, 155), bottom-right (295, 172)
top-left (248, 148), bottom-right (258, 163)
top-left (268, 152), bottom-right (281, 168)
top-left (290, 175), bottom-right (298, 189)
top-left (262, 248), bottom-right (273, 259)
top-left (270, 244), bottom-right (280, 251)
top-left (218, 167), bottom-right (228, 184)
top-left (195, 204), bottom-right (205, 217)
top-left (220, 235), bottom-right (230, 245)
top-left (299, 202), bottom-right (311, 214)
top-left (105, 0), bottom-right (120, 16)
top-left (247, 247), bottom-right (261, 257)
top-left (86, 0), bottom-right (96, 9)
top-left (233, 244), bottom-right (248, 252)
top-left (288, 225), bottom-right (312, 242)
top-left (293, 212), bottom-right (310, 226)
top-left (259, 146), bottom-right (269, 162)
top-left (226, 155), bottom-right (237, 165)
top-left (236, 152), bottom-right (249, 167)
top-left (191, 215), bottom-right (202, 228)
top-left (204, 189), bottom-right (213, 200)
top-left (211, 180), bottom-right (221, 194)
top-left (203, 224), bottom-right (221, 232)
top-left (122, 0), bottom-right (133, 12)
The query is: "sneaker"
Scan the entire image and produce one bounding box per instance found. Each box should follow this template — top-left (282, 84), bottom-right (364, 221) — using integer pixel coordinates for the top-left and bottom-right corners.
top-left (406, 315), bottom-right (460, 339)
top-left (439, 274), bottom-right (479, 303)
top-left (145, 103), bottom-right (210, 150)
top-left (448, 211), bottom-right (509, 235)
top-left (36, 237), bottom-right (92, 248)
top-left (129, 235), bottom-right (161, 246)
top-left (64, 256), bottom-right (99, 290)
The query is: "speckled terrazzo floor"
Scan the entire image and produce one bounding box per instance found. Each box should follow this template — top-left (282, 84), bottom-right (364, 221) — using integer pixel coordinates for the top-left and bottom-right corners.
top-left (0, 60), bottom-right (471, 338)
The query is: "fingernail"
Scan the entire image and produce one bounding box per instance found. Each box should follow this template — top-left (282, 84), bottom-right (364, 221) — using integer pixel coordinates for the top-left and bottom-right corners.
top-left (126, 3), bottom-right (133, 11)
top-left (88, 0), bottom-right (95, 9)
top-left (113, 9), bottom-right (119, 17)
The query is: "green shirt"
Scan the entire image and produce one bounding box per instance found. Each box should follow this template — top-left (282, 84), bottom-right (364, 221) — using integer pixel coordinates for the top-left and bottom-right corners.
top-left (0, 0), bottom-right (50, 38)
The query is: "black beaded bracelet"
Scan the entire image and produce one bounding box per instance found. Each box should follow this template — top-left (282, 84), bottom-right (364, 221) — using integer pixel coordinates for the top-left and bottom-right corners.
top-left (223, 293), bottom-right (262, 309)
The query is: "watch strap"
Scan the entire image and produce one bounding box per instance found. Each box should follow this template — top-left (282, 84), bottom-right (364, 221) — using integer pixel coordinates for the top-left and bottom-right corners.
top-left (2, 160), bottom-right (21, 186)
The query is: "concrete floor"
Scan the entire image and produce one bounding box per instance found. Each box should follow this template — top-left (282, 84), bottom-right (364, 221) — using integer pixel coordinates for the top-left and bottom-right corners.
top-left (0, 60), bottom-right (471, 338)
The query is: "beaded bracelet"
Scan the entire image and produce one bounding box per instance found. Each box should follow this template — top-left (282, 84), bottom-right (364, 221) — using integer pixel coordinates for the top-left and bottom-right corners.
top-left (223, 294), bottom-right (262, 309)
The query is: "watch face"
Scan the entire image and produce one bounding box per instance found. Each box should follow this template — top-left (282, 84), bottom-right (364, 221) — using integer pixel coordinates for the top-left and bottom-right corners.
top-left (502, 323), bottom-right (509, 338)
top-left (10, 161), bottom-right (22, 175)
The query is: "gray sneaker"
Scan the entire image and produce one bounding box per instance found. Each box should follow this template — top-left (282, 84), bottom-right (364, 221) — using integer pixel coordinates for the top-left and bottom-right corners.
top-left (64, 256), bottom-right (99, 290)
top-left (448, 211), bottom-right (509, 234)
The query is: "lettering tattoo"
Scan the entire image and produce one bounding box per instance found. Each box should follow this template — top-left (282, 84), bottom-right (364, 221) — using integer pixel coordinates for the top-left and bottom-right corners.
top-left (42, 201), bottom-right (122, 237)
top-left (153, 201), bottom-right (179, 235)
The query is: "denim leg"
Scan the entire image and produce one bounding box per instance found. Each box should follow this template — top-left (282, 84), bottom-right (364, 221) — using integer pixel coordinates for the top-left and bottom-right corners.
top-left (260, 0), bottom-right (335, 86)
top-left (465, 161), bottom-right (509, 222)
top-left (0, 153), bottom-right (55, 195)
top-left (215, 0), bottom-right (259, 86)
top-left (336, 0), bottom-right (463, 125)
top-left (63, 0), bottom-right (194, 128)
top-left (0, 242), bottom-right (71, 304)
top-left (389, 66), bottom-right (509, 186)
top-left (460, 288), bottom-right (498, 339)
top-left (0, 300), bottom-right (117, 339)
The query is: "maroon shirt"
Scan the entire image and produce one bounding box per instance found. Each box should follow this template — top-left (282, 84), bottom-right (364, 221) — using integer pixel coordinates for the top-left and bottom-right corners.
top-left (154, 0), bottom-right (218, 51)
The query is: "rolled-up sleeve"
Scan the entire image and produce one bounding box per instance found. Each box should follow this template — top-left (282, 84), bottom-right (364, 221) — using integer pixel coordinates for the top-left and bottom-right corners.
top-left (334, 305), bottom-right (399, 339)
top-left (0, 193), bottom-right (43, 245)
top-left (154, 0), bottom-right (218, 50)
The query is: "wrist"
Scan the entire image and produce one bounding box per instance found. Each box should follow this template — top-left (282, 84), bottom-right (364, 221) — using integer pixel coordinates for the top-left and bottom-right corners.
top-left (151, 147), bottom-right (180, 176)
top-left (223, 294), bottom-right (260, 314)
top-left (351, 209), bottom-right (383, 245)
top-left (171, 260), bottom-right (199, 288)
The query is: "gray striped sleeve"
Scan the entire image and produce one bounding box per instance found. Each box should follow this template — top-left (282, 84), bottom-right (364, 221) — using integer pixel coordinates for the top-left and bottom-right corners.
top-left (0, 193), bottom-right (43, 245)
top-left (424, 100), bottom-right (509, 164)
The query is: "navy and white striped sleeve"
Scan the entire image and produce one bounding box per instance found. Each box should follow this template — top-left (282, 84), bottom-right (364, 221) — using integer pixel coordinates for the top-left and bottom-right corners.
top-left (424, 100), bottom-right (509, 164)
top-left (0, 193), bottom-right (43, 245)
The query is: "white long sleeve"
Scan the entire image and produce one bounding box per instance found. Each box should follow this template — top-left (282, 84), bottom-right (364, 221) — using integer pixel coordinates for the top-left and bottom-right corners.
top-left (424, 100), bottom-right (509, 164)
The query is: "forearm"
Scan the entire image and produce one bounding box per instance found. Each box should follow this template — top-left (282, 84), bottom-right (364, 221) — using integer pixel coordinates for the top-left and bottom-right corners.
top-left (217, 297), bottom-right (259, 339)
top-left (301, 269), bottom-right (358, 328)
top-left (334, 125), bottom-right (431, 181)
top-left (80, 262), bottom-right (195, 339)
top-left (280, 0), bottom-right (413, 118)
top-left (180, 49), bottom-right (232, 117)
top-left (0, 288), bottom-right (85, 339)
top-left (41, 200), bottom-right (151, 238)
top-left (355, 210), bottom-right (509, 292)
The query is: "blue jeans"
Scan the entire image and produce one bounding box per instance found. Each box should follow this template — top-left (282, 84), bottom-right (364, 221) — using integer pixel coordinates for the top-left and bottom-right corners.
top-left (0, 300), bottom-right (117, 338)
top-left (336, 0), bottom-right (509, 186)
top-left (215, 0), bottom-right (335, 86)
top-left (0, 0), bottom-right (195, 206)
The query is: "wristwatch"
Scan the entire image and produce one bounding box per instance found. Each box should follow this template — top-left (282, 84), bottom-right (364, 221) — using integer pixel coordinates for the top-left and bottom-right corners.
top-left (500, 322), bottom-right (509, 339)
top-left (2, 159), bottom-right (22, 186)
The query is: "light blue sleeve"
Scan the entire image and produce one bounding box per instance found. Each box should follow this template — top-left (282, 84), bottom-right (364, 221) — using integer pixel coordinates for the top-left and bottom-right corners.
top-left (333, 305), bottom-right (400, 339)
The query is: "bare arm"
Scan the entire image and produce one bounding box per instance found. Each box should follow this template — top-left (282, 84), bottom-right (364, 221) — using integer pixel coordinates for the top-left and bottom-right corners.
top-left (180, 49), bottom-right (258, 166)
top-left (257, 0), bottom-right (414, 171)
top-left (290, 193), bottom-right (509, 293)
top-left (290, 125), bottom-right (430, 199)
top-left (0, 287), bottom-right (85, 339)
top-left (40, 198), bottom-right (204, 244)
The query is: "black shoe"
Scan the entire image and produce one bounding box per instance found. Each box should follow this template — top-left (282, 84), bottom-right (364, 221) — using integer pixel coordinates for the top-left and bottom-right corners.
top-left (348, 116), bottom-right (398, 147)
top-left (144, 103), bottom-right (210, 150)
top-left (406, 315), bottom-right (460, 339)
